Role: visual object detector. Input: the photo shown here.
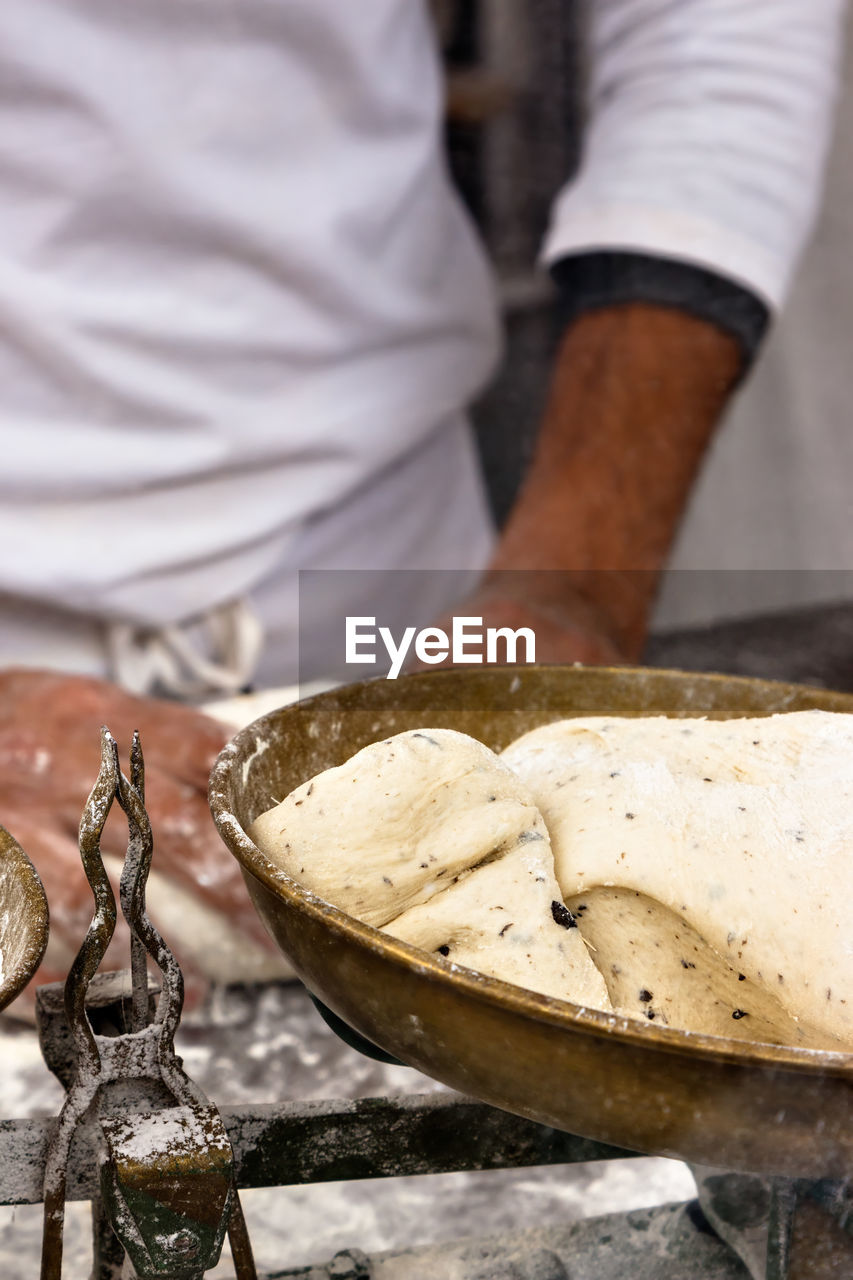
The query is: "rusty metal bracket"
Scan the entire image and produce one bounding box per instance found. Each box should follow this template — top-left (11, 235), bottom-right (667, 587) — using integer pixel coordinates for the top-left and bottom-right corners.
top-left (37, 728), bottom-right (257, 1280)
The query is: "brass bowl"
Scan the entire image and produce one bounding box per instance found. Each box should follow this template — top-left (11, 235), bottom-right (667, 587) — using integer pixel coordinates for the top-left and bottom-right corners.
top-left (0, 825), bottom-right (49, 1013)
top-left (209, 666), bottom-right (853, 1179)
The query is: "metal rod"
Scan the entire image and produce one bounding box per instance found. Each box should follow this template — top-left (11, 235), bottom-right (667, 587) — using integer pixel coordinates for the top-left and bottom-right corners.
top-left (122, 731), bottom-right (151, 1035)
top-left (64, 728), bottom-right (120, 1075)
top-left (766, 1178), bottom-right (799, 1280)
top-left (42, 729), bottom-right (121, 1280)
top-left (114, 752), bottom-right (186, 1061)
top-left (5, 1094), bottom-right (638, 1207)
top-left (226, 1191), bottom-right (258, 1280)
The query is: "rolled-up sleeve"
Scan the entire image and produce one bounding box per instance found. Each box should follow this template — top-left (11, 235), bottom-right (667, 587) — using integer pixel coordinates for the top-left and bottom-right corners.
top-left (542, 0), bottom-right (846, 311)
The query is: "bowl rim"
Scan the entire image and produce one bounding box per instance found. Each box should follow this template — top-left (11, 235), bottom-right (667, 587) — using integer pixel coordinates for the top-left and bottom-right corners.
top-left (0, 824), bottom-right (49, 1013)
top-left (209, 664), bottom-right (853, 1078)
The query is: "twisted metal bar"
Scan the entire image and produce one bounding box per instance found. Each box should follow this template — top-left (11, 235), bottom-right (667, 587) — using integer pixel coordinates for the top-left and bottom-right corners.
top-left (42, 728), bottom-right (119, 1280)
top-left (40, 729), bottom-right (258, 1280)
top-left (119, 730), bottom-right (151, 1034)
top-left (114, 741), bottom-right (187, 1093)
top-left (112, 748), bottom-right (258, 1275)
top-left (64, 728), bottom-right (120, 1074)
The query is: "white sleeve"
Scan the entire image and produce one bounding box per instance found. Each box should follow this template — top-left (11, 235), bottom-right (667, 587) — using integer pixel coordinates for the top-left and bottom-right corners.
top-left (542, 0), bottom-right (846, 310)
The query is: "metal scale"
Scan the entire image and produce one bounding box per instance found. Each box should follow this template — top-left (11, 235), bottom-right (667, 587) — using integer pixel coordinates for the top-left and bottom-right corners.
top-left (0, 665), bottom-right (851, 1278)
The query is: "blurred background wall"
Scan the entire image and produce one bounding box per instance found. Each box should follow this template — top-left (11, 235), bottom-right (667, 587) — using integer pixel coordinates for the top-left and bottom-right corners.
top-left (657, 6), bottom-right (853, 624)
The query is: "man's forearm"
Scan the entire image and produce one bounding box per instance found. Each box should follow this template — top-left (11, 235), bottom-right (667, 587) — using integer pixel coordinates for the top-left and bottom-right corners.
top-left (488, 303), bottom-right (743, 656)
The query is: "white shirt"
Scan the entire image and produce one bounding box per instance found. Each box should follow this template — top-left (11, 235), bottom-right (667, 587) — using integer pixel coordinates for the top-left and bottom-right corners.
top-left (544, 0), bottom-right (844, 307)
top-left (0, 0), bottom-right (844, 686)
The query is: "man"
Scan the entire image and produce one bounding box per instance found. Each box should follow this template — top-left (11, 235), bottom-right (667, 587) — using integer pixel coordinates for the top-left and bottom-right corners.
top-left (1, 0), bottom-right (844, 979)
top-left (0, 0), bottom-right (844, 1016)
top-left (1, 5), bottom-right (850, 1272)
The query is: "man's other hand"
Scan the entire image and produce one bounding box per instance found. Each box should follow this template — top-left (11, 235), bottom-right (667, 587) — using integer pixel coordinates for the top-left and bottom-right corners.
top-left (0, 669), bottom-right (282, 1014)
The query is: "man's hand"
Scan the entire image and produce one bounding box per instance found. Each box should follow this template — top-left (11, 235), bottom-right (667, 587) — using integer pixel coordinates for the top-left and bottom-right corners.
top-left (0, 669), bottom-right (279, 1010)
top-left (423, 573), bottom-right (628, 669)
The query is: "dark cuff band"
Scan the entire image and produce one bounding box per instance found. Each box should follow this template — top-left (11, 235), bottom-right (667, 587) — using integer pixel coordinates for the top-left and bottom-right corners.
top-left (550, 251), bottom-right (770, 365)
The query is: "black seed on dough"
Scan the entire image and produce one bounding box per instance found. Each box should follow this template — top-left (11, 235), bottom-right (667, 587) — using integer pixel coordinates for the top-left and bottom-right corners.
top-left (732, 1009), bottom-right (748, 1020)
top-left (738, 974), bottom-right (746, 981)
top-left (437, 945), bottom-right (450, 956)
top-left (551, 901), bottom-right (577, 929)
top-left (680, 959), bottom-right (696, 969)
top-left (382, 876), bottom-right (393, 886)
top-left (498, 923), bottom-right (514, 937)
top-left (468, 848), bottom-right (503, 873)
top-left (625, 812), bottom-right (635, 820)
top-left (645, 1010), bottom-right (656, 1020)
top-left (638, 988), bottom-right (653, 1003)
top-left (306, 782), bottom-right (314, 796)
top-left (412, 733), bottom-right (441, 747)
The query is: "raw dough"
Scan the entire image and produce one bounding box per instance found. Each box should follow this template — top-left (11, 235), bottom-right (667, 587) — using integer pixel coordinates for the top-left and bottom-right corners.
top-left (503, 711), bottom-right (853, 1050)
top-left (249, 728), bottom-right (612, 1011)
top-left (387, 839), bottom-right (611, 1009)
top-left (565, 887), bottom-right (826, 1048)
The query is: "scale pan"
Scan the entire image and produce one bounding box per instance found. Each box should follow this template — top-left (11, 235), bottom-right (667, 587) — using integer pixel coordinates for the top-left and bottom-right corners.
top-left (210, 666), bottom-right (853, 1179)
top-left (0, 825), bottom-right (49, 1013)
